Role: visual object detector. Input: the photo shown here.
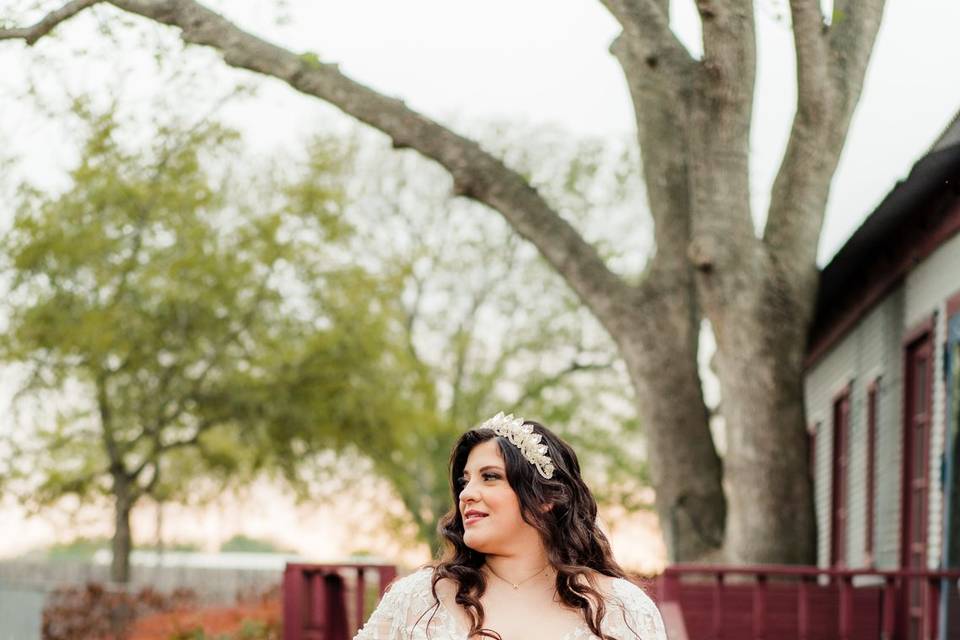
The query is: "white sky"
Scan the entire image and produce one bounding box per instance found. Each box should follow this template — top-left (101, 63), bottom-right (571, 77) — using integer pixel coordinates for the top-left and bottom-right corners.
top-left (1, 0), bottom-right (960, 561)
top-left (205, 0), bottom-right (960, 262)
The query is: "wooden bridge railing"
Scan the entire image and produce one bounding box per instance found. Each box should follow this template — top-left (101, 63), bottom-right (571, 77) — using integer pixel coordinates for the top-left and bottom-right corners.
top-left (283, 562), bottom-right (397, 640)
top-left (658, 564), bottom-right (960, 640)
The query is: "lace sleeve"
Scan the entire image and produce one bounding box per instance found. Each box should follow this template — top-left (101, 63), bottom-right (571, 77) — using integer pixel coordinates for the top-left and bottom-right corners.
top-left (353, 569), bottom-right (434, 640)
top-left (607, 579), bottom-right (668, 640)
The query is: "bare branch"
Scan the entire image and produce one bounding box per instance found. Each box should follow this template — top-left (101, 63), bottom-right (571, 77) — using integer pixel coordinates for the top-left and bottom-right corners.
top-left (698, 0), bottom-right (756, 107)
top-left (447, 259), bottom-right (509, 423)
top-left (0, 0), bottom-right (103, 45)
top-left (507, 359), bottom-right (614, 414)
top-left (763, 0), bottom-right (886, 299)
top-left (789, 0), bottom-right (830, 120)
top-left (683, 0), bottom-right (758, 277)
top-left (599, 0), bottom-right (692, 64)
top-left (104, 0), bottom-right (634, 327)
top-left (828, 0), bottom-right (887, 114)
top-left (609, 34), bottom-right (695, 279)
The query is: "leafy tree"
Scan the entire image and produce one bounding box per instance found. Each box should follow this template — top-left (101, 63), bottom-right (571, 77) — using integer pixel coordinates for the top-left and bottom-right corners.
top-left (0, 102), bottom-right (407, 582)
top-left (220, 535), bottom-right (291, 554)
top-left (314, 125), bottom-right (651, 555)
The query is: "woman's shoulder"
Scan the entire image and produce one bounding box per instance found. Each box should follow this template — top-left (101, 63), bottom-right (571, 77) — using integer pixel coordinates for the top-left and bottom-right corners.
top-left (596, 574), bottom-right (667, 639)
top-left (606, 576), bottom-right (657, 608)
top-left (384, 566), bottom-right (435, 598)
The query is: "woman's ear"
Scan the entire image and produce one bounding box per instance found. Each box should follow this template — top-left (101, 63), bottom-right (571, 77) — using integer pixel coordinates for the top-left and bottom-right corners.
top-left (540, 502), bottom-right (554, 513)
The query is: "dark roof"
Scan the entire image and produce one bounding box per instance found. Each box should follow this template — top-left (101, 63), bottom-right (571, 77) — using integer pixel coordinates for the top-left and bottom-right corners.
top-left (932, 111), bottom-right (960, 152)
top-left (809, 111), bottom-right (960, 354)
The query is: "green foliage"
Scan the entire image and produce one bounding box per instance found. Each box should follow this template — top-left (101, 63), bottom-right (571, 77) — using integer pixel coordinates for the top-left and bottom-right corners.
top-left (219, 535), bottom-right (291, 554)
top-left (44, 537), bottom-right (111, 561)
top-left (0, 99), bottom-right (416, 575)
top-left (307, 123), bottom-right (652, 553)
top-left (298, 51), bottom-right (322, 69)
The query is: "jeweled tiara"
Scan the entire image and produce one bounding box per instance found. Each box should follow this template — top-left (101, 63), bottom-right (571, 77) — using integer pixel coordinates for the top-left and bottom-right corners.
top-left (478, 412), bottom-right (555, 479)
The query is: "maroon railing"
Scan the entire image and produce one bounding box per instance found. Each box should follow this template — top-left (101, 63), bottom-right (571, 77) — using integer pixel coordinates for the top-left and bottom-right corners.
top-left (283, 562), bottom-right (397, 640)
top-left (658, 564), bottom-right (960, 640)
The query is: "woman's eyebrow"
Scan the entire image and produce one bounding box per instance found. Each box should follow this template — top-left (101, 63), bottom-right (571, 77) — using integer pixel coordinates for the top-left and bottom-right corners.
top-left (463, 464), bottom-right (505, 475)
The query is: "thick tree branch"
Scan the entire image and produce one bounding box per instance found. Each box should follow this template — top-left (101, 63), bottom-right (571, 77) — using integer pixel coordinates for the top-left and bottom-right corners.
top-left (95, 0), bottom-right (635, 329)
top-left (684, 0), bottom-right (757, 282)
top-left (610, 34), bottom-right (695, 280)
top-left (599, 0), bottom-right (692, 64)
top-left (762, 6), bottom-right (834, 300)
top-left (789, 0), bottom-right (830, 117)
top-left (763, 0), bottom-right (886, 305)
top-left (0, 0), bottom-right (103, 44)
top-left (828, 0), bottom-right (887, 114)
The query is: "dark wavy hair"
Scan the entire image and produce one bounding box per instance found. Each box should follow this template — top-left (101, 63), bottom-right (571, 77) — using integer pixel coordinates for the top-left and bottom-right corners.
top-left (412, 421), bottom-right (641, 639)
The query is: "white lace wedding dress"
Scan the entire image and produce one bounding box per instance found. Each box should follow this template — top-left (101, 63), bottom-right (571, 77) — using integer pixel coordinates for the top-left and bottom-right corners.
top-left (354, 568), bottom-right (668, 640)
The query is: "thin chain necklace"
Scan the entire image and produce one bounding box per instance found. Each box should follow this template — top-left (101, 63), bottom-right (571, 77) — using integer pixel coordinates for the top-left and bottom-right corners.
top-left (485, 562), bottom-right (551, 590)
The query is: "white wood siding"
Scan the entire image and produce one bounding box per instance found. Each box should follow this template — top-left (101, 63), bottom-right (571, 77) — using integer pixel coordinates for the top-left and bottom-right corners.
top-left (806, 227), bottom-right (960, 573)
top-left (804, 288), bottom-right (904, 569)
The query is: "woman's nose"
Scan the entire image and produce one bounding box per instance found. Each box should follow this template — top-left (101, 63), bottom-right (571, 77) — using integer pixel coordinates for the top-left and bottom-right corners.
top-left (459, 479), bottom-right (479, 502)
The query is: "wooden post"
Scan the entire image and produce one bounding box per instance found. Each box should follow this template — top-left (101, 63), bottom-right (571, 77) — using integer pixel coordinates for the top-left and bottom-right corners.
top-left (379, 565), bottom-right (397, 597)
top-left (925, 577), bottom-right (940, 640)
top-left (283, 565), bottom-right (304, 640)
top-left (324, 572), bottom-right (349, 640)
top-left (839, 574), bottom-right (852, 640)
top-left (753, 573), bottom-right (767, 640)
top-left (882, 576), bottom-right (897, 640)
top-left (354, 567), bottom-right (366, 634)
top-left (797, 575), bottom-right (810, 640)
top-left (712, 571), bottom-right (724, 640)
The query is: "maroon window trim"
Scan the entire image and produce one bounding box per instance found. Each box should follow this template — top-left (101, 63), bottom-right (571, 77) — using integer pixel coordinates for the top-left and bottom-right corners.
top-left (947, 289), bottom-right (960, 319)
top-left (831, 384), bottom-right (853, 567)
top-left (865, 379), bottom-right (879, 566)
top-left (900, 318), bottom-right (934, 639)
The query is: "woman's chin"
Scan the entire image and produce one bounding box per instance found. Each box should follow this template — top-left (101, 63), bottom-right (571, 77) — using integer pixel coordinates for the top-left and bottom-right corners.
top-left (463, 532), bottom-right (489, 552)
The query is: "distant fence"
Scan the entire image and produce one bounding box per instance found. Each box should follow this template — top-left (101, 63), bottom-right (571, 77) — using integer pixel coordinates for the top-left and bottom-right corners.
top-left (283, 563), bottom-right (397, 640)
top-left (658, 563), bottom-right (960, 640)
top-left (0, 584), bottom-right (46, 640)
top-left (0, 560), bottom-right (281, 605)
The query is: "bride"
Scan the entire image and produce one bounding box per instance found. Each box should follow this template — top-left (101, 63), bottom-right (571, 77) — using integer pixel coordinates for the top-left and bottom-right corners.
top-left (354, 413), bottom-right (667, 640)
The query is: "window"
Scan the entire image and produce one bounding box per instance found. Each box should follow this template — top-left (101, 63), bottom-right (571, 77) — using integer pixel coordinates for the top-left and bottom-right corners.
top-left (865, 379), bottom-right (879, 566)
top-left (831, 386), bottom-right (852, 567)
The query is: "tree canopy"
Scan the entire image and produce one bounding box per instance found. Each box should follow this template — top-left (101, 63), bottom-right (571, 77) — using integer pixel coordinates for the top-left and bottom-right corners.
top-left (0, 100), bottom-right (413, 581)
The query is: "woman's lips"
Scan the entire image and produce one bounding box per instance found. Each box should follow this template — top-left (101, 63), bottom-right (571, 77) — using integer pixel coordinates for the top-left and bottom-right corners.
top-left (464, 513), bottom-right (488, 526)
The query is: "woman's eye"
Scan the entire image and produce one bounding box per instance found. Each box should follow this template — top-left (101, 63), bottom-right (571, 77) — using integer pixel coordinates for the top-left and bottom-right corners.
top-left (457, 473), bottom-right (499, 488)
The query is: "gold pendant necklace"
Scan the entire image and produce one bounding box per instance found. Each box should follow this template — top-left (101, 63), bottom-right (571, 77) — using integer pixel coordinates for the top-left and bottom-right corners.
top-left (485, 563), bottom-right (551, 590)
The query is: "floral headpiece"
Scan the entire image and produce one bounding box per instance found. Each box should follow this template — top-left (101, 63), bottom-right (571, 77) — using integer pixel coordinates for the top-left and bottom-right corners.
top-left (478, 412), bottom-right (555, 479)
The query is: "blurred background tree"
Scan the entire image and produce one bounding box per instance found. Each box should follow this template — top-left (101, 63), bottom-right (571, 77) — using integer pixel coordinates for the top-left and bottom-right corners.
top-left (289, 124), bottom-right (652, 555)
top-left (0, 99), bottom-right (411, 582)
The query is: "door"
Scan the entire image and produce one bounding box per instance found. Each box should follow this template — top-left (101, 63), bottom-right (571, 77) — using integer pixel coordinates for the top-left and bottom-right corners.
top-left (902, 331), bottom-right (933, 640)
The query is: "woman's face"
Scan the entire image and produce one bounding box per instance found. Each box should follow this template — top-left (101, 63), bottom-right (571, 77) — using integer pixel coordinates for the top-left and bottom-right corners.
top-left (458, 439), bottom-right (540, 554)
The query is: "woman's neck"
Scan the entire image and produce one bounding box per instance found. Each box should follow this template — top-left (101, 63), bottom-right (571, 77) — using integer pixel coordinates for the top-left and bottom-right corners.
top-left (483, 550), bottom-right (553, 587)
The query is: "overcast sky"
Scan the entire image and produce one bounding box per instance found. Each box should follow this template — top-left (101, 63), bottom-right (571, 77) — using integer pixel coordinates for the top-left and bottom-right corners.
top-left (208, 0), bottom-right (960, 262)
top-left (3, 0), bottom-right (960, 260)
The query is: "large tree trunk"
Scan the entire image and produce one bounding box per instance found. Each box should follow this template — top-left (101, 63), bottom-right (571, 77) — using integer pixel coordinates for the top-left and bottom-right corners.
top-left (712, 295), bottom-right (817, 563)
top-left (617, 317), bottom-right (726, 561)
top-left (111, 473), bottom-right (134, 584)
